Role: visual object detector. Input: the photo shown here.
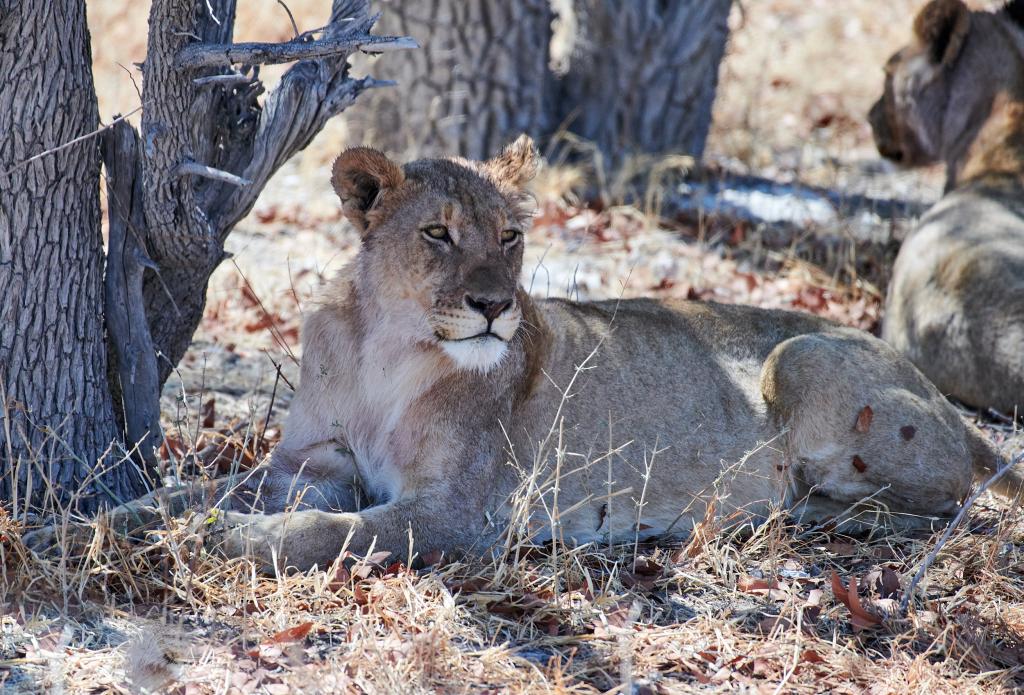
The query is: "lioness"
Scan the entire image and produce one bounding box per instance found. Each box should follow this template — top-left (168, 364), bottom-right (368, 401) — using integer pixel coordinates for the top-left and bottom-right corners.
top-left (26, 137), bottom-right (1020, 571)
top-left (868, 0), bottom-right (1024, 414)
top-left (174, 136), bottom-right (1019, 571)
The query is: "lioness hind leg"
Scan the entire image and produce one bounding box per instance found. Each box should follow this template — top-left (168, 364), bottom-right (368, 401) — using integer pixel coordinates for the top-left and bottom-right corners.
top-left (761, 328), bottom-right (974, 531)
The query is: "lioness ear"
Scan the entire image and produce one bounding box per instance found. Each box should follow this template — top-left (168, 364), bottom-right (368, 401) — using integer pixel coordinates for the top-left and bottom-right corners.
top-left (331, 148), bottom-right (405, 233)
top-left (914, 0), bottom-right (971, 66)
top-left (483, 134), bottom-right (539, 190)
top-left (1006, 0), bottom-right (1024, 29)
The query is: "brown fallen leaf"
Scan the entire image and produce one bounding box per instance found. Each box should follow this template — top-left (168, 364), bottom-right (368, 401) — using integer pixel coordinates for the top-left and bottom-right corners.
top-left (825, 541), bottom-right (857, 555)
top-left (419, 550), bottom-right (445, 567)
top-left (446, 577), bottom-right (489, 594)
top-left (201, 397), bottom-right (216, 428)
top-left (603, 601), bottom-right (637, 629)
top-left (854, 405), bottom-right (873, 433)
top-left (486, 592), bottom-right (546, 617)
top-left (240, 283), bottom-right (261, 308)
top-left (675, 500), bottom-right (718, 561)
top-left (326, 564), bottom-right (351, 592)
top-left (350, 550), bottom-right (393, 579)
top-left (737, 575), bottom-right (790, 601)
top-left (737, 576), bottom-right (782, 593)
top-left (830, 572), bottom-right (882, 631)
top-left (800, 649), bottom-right (825, 664)
top-left (632, 557), bottom-right (663, 575)
top-left (748, 657), bottom-right (775, 678)
top-left (265, 622), bottom-right (313, 645)
top-left (859, 566), bottom-right (901, 600)
top-left (158, 435), bottom-right (188, 462)
top-left (795, 286), bottom-right (828, 311)
top-left (352, 581), bottom-right (372, 606)
top-left (756, 614), bottom-right (794, 634)
top-left (620, 571), bottom-right (659, 591)
top-left (803, 588), bottom-right (824, 625)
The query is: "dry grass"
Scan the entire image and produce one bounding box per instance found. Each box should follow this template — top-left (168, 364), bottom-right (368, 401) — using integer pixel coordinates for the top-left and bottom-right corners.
top-left (3, 2), bottom-right (1013, 693)
top-left (6, 221), bottom-right (1024, 691)
top-left (5, 433), bottom-right (1024, 692)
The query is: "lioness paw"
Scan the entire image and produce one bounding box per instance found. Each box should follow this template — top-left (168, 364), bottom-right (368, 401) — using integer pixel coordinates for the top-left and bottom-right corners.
top-left (22, 522), bottom-right (95, 557)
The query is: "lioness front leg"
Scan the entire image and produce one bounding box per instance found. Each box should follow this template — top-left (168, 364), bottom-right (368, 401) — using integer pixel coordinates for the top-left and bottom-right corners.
top-left (212, 490), bottom-right (492, 572)
top-left (21, 469), bottom-right (269, 554)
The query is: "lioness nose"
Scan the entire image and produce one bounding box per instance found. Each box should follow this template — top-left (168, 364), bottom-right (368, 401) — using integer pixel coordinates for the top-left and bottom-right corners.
top-left (465, 295), bottom-right (512, 322)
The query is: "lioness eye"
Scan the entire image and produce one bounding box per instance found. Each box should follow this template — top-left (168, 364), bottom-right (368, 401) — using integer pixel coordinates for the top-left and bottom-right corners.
top-left (500, 228), bottom-right (521, 244)
top-left (421, 224), bottom-right (451, 243)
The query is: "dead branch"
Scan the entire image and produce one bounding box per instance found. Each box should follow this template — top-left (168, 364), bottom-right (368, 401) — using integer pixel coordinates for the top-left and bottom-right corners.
top-left (192, 72), bottom-right (253, 86)
top-left (210, 73), bottom-right (393, 230)
top-left (175, 160), bottom-right (251, 186)
top-left (174, 33), bottom-right (417, 70)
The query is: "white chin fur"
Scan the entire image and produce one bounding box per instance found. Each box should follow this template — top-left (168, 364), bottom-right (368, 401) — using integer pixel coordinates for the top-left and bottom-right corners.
top-left (441, 336), bottom-right (508, 373)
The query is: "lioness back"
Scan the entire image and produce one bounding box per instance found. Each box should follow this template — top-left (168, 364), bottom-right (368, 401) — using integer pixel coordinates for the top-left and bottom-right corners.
top-left (882, 189), bottom-right (1024, 410)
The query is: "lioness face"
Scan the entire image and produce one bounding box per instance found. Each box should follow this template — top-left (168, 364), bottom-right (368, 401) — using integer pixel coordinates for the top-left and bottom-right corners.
top-left (869, 48), bottom-right (946, 166)
top-left (869, 0), bottom-right (1024, 174)
top-left (868, 0), bottom-right (973, 166)
top-left (332, 137), bottom-right (539, 373)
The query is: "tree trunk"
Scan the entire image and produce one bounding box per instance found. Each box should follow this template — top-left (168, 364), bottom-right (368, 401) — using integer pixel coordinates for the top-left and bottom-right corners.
top-left (346, 0), bottom-right (554, 160)
top-left (553, 0), bottom-right (733, 169)
top-left (0, 0), bottom-right (144, 510)
top-left (350, 0), bottom-right (732, 171)
top-left (140, 0), bottom-right (399, 386)
top-left (0, 0), bottom-right (409, 513)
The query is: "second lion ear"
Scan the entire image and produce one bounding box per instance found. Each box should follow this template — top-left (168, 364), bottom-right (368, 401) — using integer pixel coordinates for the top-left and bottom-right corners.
top-left (482, 134), bottom-right (540, 191)
top-left (913, 0), bottom-right (970, 66)
top-left (331, 148), bottom-right (405, 234)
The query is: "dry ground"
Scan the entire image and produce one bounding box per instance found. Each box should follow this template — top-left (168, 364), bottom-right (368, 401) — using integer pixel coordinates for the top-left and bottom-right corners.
top-left (3, 1), bottom-right (1023, 693)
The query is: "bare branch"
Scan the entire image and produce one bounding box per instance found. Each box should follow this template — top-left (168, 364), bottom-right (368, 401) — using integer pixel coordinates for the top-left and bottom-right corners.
top-left (210, 71), bottom-right (384, 231)
top-left (175, 160), bottom-right (251, 186)
top-left (899, 449), bottom-right (1024, 615)
top-left (276, 0), bottom-right (301, 39)
top-left (174, 34), bottom-right (417, 70)
top-left (192, 72), bottom-right (253, 87)
top-left (138, 0), bottom-right (407, 384)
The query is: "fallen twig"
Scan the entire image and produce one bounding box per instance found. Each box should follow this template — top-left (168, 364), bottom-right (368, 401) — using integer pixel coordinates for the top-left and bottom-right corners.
top-left (899, 449), bottom-right (1024, 615)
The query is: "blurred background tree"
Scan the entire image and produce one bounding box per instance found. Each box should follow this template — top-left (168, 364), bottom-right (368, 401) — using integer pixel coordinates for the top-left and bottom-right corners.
top-left (346, 0), bottom-right (732, 171)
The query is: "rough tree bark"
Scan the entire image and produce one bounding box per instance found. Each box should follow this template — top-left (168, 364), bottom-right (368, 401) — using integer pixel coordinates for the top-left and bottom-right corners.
top-left (0, 0), bottom-right (141, 509)
top-left (0, 0), bottom-right (411, 511)
top-left (554, 0), bottom-right (733, 168)
top-left (348, 0), bottom-right (732, 170)
top-left (346, 0), bottom-right (554, 160)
